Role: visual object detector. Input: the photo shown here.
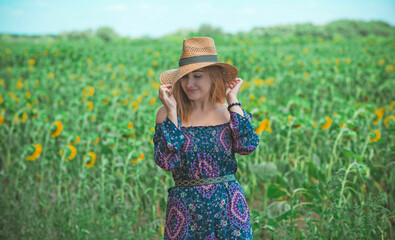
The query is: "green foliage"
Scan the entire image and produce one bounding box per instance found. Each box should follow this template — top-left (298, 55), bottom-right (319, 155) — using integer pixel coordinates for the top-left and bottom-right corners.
top-left (324, 20), bottom-right (395, 38)
top-left (58, 28), bottom-right (95, 41)
top-left (195, 23), bottom-right (224, 37)
top-left (95, 27), bottom-right (118, 42)
top-left (249, 20), bottom-right (395, 39)
top-left (0, 33), bottom-right (394, 239)
top-left (1, 20), bottom-right (394, 43)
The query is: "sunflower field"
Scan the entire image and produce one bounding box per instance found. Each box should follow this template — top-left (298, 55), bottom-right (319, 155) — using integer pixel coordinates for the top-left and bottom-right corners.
top-left (0, 34), bottom-right (394, 239)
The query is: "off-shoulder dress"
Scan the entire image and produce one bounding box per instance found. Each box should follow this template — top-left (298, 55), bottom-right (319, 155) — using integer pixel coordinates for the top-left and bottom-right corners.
top-left (153, 108), bottom-right (259, 240)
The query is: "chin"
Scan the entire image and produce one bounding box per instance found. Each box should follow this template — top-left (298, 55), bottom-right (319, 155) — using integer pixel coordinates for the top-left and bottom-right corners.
top-left (187, 96), bottom-right (199, 101)
top-left (186, 93), bottom-right (205, 101)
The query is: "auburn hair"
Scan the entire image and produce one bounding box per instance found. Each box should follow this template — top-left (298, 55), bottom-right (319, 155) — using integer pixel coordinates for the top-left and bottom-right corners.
top-left (173, 65), bottom-right (227, 123)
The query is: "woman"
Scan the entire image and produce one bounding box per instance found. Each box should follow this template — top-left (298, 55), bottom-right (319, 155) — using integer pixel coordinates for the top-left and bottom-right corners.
top-left (154, 37), bottom-right (259, 239)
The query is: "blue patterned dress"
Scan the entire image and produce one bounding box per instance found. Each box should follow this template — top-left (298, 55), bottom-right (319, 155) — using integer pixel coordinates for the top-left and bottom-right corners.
top-left (154, 108), bottom-right (259, 240)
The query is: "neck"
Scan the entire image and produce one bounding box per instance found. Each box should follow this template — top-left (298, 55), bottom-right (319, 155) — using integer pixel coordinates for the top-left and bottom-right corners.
top-left (190, 97), bottom-right (216, 113)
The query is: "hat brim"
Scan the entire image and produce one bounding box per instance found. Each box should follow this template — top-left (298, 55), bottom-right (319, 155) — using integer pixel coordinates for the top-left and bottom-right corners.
top-left (159, 62), bottom-right (238, 85)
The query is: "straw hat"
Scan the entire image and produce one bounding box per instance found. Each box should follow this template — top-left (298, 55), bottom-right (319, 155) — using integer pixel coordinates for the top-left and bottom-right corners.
top-left (159, 37), bottom-right (239, 85)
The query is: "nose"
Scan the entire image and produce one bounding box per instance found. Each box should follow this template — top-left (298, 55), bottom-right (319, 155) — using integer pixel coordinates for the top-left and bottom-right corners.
top-left (185, 75), bottom-right (194, 87)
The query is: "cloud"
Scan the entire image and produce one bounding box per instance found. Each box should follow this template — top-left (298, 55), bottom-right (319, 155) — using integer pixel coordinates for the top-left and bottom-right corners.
top-left (12, 9), bottom-right (24, 16)
top-left (193, 2), bottom-right (213, 9)
top-left (307, 2), bottom-right (317, 8)
top-left (158, 6), bottom-right (168, 12)
top-left (33, 1), bottom-right (50, 7)
top-left (242, 7), bottom-right (256, 14)
top-left (107, 4), bottom-right (128, 11)
top-left (41, 13), bottom-right (55, 20)
top-left (94, 4), bottom-right (129, 13)
top-left (137, 3), bottom-right (168, 13)
top-left (20, 0), bottom-right (50, 8)
top-left (138, 3), bottom-right (151, 9)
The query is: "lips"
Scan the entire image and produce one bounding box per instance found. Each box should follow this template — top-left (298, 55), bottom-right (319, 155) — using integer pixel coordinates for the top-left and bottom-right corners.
top-left (187, 89), bottom-right (198, 93)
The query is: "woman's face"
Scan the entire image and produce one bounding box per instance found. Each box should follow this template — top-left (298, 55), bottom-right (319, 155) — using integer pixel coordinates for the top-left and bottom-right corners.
top-left (179, 68), bottom-right (212, 101)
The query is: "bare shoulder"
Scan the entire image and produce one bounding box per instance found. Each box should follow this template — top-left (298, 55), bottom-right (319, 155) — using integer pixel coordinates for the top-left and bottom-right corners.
top-left (219, 103), bottom-right (230, 122)
top-left (155, 106), bottom-right (168, 124)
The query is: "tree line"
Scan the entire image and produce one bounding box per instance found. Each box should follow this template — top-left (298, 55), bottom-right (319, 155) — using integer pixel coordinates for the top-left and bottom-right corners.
top-left (1, 20), bottom-right (394, 42)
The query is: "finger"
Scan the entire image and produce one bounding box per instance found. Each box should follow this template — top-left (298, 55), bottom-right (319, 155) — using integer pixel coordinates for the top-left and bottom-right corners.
top-left (160, 86), bottom-right (172, 92)
top-left (161, 88), bottom-right (173, 96)
top-left (159, 88), bottom-right (166, 98)
top-left (165, 89), bottom-right (172, 96)
top-left (159, 88), bottom-right (171, 98)
top-left (160, 84), bottom-right (173, 91)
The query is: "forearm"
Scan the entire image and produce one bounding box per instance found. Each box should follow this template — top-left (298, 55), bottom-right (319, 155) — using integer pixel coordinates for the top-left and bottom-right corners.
top-left (226, 96), bottom-right (244, 117)
top-left (167, 109), bottom-right (179, 128)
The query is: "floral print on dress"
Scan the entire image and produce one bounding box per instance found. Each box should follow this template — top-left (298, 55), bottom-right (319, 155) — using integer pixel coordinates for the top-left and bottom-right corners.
top-left (154, 116), bottom-right (185, 171)
top-left (154, 108), bottom-right (259, 239)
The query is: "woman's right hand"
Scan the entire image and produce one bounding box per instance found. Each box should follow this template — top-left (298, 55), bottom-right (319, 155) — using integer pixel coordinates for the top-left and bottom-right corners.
top-left (158, 83), bottom-right (177, 112)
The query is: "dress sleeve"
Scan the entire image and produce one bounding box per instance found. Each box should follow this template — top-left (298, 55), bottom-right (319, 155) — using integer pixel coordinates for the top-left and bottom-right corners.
top-left (229, 108), bottom-right (260, 155)
top-left (153, 116), bottom-right (185, 171)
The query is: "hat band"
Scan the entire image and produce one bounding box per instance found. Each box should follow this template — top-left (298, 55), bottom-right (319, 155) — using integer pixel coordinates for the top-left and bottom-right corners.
top-left (179, 55), bottom-right (218, 67)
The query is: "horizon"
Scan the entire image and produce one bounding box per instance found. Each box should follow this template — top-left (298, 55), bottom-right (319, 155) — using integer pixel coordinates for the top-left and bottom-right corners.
top-left (1, 0), bottom-right (395, 38)
top-left (1, 19), bottom-right (393, 39)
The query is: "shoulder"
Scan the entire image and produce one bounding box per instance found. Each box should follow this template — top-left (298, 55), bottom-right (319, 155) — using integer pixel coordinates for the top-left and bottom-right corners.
top-left (218, 103), bottom-right (230, 121)
top-left (155, 106), bottom-right (168, 124)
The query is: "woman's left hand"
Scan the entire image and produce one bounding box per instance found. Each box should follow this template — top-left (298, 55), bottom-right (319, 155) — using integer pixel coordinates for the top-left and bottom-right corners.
top-left (225, 78), bottom-right (243, 101)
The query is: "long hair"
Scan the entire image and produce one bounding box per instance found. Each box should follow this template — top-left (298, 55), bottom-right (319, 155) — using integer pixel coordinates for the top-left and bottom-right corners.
top-left (173, 65), bottom-right (227, 123)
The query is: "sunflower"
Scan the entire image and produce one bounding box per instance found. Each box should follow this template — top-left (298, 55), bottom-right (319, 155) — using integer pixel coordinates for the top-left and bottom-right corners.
top-left (51, 121), bottom-right (63, 137)
top-left (85, 152), bottom-right (96, 168)
top-left (26, 144), bottom-right (42, 161)
top-left (321, 116), bottom-right (332, 130)
top-left (369, 130), bottom-right (381, 143)
top-left (372, 108), bottom-right (385, 124)
top-left (86, 101), bottom-right (93, 111)
top-left (83, 86), bottom-right (94, 96)
top-left (384, 115), bottom-right (395, 127)
top-left (255, 119), bottom-right (271, 134)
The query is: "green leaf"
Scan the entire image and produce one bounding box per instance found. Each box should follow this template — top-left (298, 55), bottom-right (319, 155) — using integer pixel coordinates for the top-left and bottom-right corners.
top-left (308, 161), bottom-right (324, 181)
top-left (267, 184), bottom-right (287, 198)
top-left (342, 148), bottom-right (363, 161)
top-left (251, 162), bottom-right (277, 183)
top-left (264, 217), bottom-right (280, 230)
top-left (304, 183), bottom-right (322, 202)
top-left (285, 170), bottom-right (305, 189)
top-left (267, 201), bottom-right (291, 219)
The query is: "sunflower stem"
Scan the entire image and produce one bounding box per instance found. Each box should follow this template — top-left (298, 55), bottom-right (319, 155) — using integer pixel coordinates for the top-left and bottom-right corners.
top-left (57, 151), bottom-right (66, 205)
top-left (360, 135), bottom-right (370, 161)
top-left (285, 121), bottom-right (293, 163)
top-left (338, 162), bottom-right (358, 209)
top-left (121, 151), bottom-right (133, 204)
top-left (308, 124), bottom-right (318, 160)
top-left (39, 131), bottom-right (50, 193)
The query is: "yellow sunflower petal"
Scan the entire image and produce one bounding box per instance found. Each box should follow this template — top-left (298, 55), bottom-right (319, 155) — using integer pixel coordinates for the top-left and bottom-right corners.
top-left (369, 130), bottom-right (381, 143)
top-left (67, 145), bottom-right (77, 160)
top-left (26, 144), bottom-right (42, 161)
top-left (321, 116), bottom-right (332, 130)
top-left (51, 121), bottom-right (63, 138)
top-left (254, 120), bottom-right (265, 134)
top-left (86, 101), bottom-right (93, 111)
top-left (85, 152), bottom-right (96, 168)
top-left (372, 107), bottom-right (385, 124)
top-left (127, 122), bottom-right (133, 129)
top-left (384, 115), bottom-right (395, 127)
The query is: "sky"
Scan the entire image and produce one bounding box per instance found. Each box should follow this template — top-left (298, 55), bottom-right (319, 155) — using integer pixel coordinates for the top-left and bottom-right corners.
top-left (1, 0), bottom-right (394, 38)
